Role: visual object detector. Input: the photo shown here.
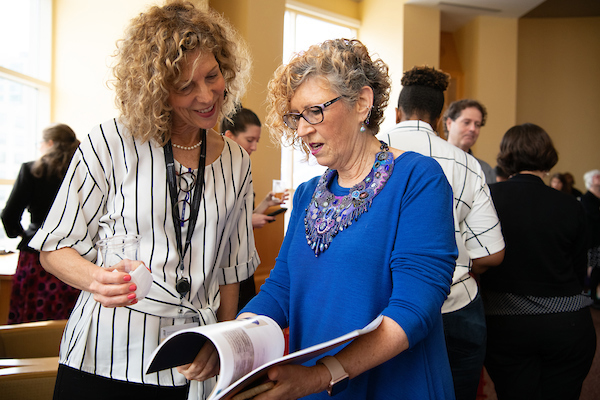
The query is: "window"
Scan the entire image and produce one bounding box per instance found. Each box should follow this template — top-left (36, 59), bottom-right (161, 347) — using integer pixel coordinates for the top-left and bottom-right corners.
top-left (282, 2), bottom-right (358, 219)
top-left (0, 0), bottom-right (52, 251)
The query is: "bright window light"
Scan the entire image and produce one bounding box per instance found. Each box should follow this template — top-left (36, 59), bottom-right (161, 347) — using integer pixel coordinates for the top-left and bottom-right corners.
top-left (0, 0), bottom-right (51, 251)
top-left (281, 7), bottom-right (358, 202)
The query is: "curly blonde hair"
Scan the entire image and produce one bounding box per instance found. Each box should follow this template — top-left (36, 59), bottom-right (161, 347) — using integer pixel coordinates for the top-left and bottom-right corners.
top-left (266, 38), bottom-right (390, 156)
top-left (110, 1), bottom-right (251, 145)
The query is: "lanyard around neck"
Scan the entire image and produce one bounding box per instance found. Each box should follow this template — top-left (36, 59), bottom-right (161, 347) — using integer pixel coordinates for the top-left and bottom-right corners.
top-left (164, 129), bottom-right (207, 268)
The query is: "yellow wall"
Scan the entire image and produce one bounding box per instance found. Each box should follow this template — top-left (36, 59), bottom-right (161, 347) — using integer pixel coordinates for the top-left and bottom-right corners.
top-left (52, 0), bottom-right (209, 136)
top-left (403, 4), bottom-right (440, 70)
top-left (210, 0), bottom-right (286, 205)
top-left (209, 0), bottom-right (287, 285)
top-left (295, 0), bottom-right (360, 20)
top-left (359, 0), bottom-right (407, 132)
top-left (53, 0), bottom-right (145, 134)
top-left (517, 17), bottom-right (600, 186)
top-left (453, 16), bottom-right (518, 168)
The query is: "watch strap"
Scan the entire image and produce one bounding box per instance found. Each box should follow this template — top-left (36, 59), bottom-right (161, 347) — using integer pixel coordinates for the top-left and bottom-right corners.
top-left (317, 355), bottom-right (349, 396)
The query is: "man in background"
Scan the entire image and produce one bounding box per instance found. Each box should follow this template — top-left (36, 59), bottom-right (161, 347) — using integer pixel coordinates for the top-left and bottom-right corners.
top-left (444, 99), bottom-right (496, 184)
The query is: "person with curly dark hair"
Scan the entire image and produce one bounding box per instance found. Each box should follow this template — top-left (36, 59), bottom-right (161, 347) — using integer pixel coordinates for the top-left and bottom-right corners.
top-left (209, 40), bottom-right (457, 399)
top-left (378, 65), bottom-right (505, 400)
top-left (443, 99), bottom-right (496, 184)
top-left (480, 123), bottom-right (596, 400)
top-left (1, 123), bottom-right (81, 323)
top-left (28, 2), bottom-right (257, 399)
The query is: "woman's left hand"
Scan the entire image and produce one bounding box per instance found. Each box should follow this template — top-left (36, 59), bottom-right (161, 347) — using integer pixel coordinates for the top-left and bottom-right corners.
top-left (176, 340), bottom-right (220, 381)
top-left (251, 363), bottom-right (329, 400)
top-left (254, 190), bottom-right (291, 215)
top-left (268, 189), bottom-right (290, 207)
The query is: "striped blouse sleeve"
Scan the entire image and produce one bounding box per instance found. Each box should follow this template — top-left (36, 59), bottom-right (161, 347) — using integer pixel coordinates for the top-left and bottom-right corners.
top-left (217, 139), bottom-right (260, 285)
top-left (30, 125), bottom-right (110, 262)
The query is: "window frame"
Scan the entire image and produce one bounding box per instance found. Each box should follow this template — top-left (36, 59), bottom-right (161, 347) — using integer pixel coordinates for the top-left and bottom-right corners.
top-left (281, 2), bottom-right (359, 223)
top-left (0, 0), bottom-right (52, 251)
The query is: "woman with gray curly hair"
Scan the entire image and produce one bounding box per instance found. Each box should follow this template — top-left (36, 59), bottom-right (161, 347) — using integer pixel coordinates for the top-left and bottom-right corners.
top-left (28, 2), bottom-right (256, 399)
top-left (226, 38), bottom-right (457, 399)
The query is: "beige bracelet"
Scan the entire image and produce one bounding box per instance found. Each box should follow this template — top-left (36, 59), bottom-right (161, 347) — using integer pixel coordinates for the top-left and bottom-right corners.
top-left (317, 355), bottom-right (349, 396)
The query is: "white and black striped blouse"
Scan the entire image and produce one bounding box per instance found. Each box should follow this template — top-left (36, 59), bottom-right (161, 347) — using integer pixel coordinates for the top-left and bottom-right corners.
top-left (30, 118), bottom-right (259, 390)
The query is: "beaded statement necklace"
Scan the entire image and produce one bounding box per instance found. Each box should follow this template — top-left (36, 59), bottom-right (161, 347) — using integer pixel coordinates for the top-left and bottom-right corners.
top-left (305, 141), bottom-right (395, 257)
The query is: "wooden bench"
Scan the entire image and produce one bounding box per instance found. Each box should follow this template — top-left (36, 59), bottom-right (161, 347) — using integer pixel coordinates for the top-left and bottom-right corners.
top-left (0, 357), bottom-right (59, 400)
top-left (0, 319), bottom-right (66, 399)
top-left (0, 319), bottom-right (66, 358)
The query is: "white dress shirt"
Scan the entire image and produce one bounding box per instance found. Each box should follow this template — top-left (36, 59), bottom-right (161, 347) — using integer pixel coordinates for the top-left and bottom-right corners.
top-left (378, 120), bottom-right (504, 313)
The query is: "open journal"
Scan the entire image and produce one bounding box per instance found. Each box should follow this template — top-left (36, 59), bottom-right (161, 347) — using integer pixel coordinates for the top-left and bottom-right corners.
top-left (145, 314), bottom-right (383, 400)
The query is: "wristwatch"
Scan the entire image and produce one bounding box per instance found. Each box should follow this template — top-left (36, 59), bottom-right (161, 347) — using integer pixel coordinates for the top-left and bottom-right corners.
top-left (317, 356), bottom-right (349, 396)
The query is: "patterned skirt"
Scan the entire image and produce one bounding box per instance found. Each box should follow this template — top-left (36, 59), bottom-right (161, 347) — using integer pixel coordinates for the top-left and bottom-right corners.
top-left (8, 249), bottom-right (80, 324)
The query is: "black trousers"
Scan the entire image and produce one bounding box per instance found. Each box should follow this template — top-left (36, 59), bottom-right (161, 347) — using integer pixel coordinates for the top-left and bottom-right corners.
top-left (54, 365), bottom-right (190, 400)
top-left (485, 308), bottom-right (596, 400)
top-left (442, 293), bottom-right (487, 400)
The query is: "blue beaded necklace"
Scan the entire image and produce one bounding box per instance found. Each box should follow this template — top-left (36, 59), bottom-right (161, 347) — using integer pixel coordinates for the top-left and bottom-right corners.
top-left (304, 141), bottom-right (394, 256)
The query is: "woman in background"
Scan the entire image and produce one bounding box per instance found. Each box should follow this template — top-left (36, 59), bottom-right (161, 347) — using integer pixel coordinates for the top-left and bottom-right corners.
top-left (221, 107), bottom-right (289, 230)
top-left (581, 169), bottom-right (600, 308)
top-left (549, 172), bottom-right (565, 191)
top-left (1, 123), bottom-right (80, 324)
top-left (564, 172), bottom-right (584, 199)
top-left (481, 123), bottom-right (596, 400)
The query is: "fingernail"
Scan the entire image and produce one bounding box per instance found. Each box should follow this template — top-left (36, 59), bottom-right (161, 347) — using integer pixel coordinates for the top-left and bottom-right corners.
top-left (128, 293), bottom-right (136, 299)
top-left (123, 275), bottom-right (131, 282)
top-left (130, 299), bottom-right (138, 305)
top-left (129, 284), bottom-right (137, 291)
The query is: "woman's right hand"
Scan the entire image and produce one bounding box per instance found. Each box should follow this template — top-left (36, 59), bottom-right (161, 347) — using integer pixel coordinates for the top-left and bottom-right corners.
top-left (91, 259), bottom-right (145, 307)
top-left (252, 213), bottom-right (275, 229)
top-left (177, 340), bottom-right (220, 381)
top-left (39, 248), bottom-right (139, 308)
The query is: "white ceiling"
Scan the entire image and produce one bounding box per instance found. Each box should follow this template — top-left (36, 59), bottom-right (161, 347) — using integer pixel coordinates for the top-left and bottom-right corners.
top-left (405, 0), bottom-right (546, 31)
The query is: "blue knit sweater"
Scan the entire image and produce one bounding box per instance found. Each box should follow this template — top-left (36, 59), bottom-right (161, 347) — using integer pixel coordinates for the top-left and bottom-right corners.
top-left (243, 152), bottom-right (457, 399)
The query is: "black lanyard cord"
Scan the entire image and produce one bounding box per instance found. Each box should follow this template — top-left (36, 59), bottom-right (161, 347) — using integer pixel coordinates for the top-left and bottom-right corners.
top-left (164, 129), bottom-right (207, 279)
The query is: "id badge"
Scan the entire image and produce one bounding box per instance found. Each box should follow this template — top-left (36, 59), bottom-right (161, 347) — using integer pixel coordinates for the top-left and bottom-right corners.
top-left (160, 322), bottom-right (199, 342)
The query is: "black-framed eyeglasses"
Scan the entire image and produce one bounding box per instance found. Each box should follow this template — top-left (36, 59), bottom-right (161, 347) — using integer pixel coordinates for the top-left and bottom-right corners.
top-left (178, 170), bottom-right (196, 193)
top-left (176, 170), bottom-right (196, 224)
top-left (283, 96), bottom-right (342, 130)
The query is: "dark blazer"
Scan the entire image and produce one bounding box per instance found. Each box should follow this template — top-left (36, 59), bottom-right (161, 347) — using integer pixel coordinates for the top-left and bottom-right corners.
top-left (581, 190), bottom-right (600, 249)
top-left (1, 162), bottom-right (63, 250)
top-left (481, 173), bottom-right (588, 297)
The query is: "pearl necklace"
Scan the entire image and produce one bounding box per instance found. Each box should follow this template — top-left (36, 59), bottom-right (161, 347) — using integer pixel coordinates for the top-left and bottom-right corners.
top-left (171, 140), bottom-right (202, 150)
